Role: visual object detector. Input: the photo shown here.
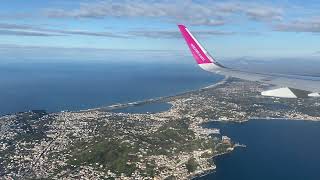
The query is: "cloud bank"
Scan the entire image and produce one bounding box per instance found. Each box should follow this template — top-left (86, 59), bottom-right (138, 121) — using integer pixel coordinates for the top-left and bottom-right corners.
top-left (0, 22), bottom-right (235, 38)
top-left (0, 23), bottom-right (126, 37)
top-left (128, 30), bottom-right (235, 38)
top-left (44, 0), bottom-right (283, 25)
top-left (274, 17), bottom-right (320, 33)
top-left (2, 1), bottom-right (320, 38)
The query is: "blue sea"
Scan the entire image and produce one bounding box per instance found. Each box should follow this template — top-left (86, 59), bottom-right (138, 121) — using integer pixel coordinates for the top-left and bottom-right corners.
top-left (0, 56), bottom-right (222, 115)
top-left (198, 119), bottom-right (320, 180)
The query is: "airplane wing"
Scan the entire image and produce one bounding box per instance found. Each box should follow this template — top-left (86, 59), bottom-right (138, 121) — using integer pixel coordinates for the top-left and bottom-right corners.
top-left (178, 24), bottom-right (320, 98)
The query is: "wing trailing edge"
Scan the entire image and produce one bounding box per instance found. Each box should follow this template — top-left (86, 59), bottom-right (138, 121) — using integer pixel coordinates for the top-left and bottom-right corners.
top-left (178, 24), bottom-right (320, 98)
top-left (261, 87), bottom-right (309, 98)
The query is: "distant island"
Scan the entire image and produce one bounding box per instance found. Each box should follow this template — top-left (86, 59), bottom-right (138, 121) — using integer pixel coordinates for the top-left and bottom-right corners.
top-left (1, 78), bottom-right (320, 179)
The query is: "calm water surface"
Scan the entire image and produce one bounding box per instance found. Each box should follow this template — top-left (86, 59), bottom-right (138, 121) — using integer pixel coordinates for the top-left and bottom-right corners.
top-left (198, 119), bottom-right (320, 180)
top-left (0, 61), bottom-right (223, 115)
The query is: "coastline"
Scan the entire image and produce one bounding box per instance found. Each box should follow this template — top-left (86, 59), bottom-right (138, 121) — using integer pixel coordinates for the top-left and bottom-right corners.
top-left (2, 78), bottom-right (320, 179)
top-left (197, 118), bottom-right (320, 180)
top-left (82, 77), bottom-right (230, 113)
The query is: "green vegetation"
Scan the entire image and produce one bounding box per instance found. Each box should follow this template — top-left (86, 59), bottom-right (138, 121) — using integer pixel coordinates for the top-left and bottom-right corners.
top-left (215, 143), bottom-right (232, 153)
top-left (65, 116), bottom-right (217, 177)
top-left (134, 118), bottom-right (215, 156)
top-left (185, 157), bottom-right (198, 173)
top-left (164, 175), bottom-right (177, 180)
top-left (200, 151), bottom-right (212, 158)
top-left (144, 160), bottom-right (156, 177)
top-left (69, 139), bottom-right (136, 176)
top-left (13, 111), bottom-right (54, 142)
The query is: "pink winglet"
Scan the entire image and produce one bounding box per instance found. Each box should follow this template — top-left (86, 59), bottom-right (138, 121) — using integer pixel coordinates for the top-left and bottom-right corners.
top-left (178, 25), bottom-right (213, 64)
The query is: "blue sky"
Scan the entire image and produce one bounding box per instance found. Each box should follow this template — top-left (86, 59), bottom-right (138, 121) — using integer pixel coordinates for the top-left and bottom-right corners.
top-left (1, 0), bottom-right (320, 60)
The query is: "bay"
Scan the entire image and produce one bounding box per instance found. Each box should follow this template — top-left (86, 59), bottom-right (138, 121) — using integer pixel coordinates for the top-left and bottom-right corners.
top-left (198, 119), bottom-right (320, 180)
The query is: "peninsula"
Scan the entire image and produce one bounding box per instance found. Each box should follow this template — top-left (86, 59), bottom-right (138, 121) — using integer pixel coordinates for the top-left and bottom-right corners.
top-left (1, 78), bottom-right (320, 179)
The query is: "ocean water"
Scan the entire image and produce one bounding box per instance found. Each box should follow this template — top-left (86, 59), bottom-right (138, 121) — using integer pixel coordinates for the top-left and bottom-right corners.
top-left (3, 55), bottom-right (320, 180)
top-left (199, 119), bottom-right (320, 180)
top-left (0, 59), bottom-right (223, 115)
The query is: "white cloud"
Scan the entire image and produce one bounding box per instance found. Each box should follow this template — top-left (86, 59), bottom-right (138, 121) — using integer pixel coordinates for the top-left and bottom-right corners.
top-left (44, 0), bottom-right (283, 26)
top-left (0, 23), bottom-right (126, 37)
top-left (0, 22), bottom-right (235, 38)
top-left (244, 6), bottom-right (283, 21)
top-left (128, 29), bottom-right (235, 38)
top-left (275, 17), bottom-right (320, 32)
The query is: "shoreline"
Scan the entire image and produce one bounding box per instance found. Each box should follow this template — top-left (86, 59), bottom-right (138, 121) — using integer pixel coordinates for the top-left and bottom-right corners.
top-left (82, 77), bottom-right (230, 113)
top-left (2, 78), bottom-right (320, 179)
top-left (190, 143), bottom-right (247, 179)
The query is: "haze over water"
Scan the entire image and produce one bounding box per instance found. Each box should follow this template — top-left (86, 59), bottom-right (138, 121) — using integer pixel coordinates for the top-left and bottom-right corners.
top-left (0, 54), bottom-right (223, 115)
top-left (3, 50), bottom-right (320, 116)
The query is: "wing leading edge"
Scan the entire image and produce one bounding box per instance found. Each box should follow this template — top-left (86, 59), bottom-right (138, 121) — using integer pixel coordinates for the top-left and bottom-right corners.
top-left (178, 24), bottom-right (320, 98)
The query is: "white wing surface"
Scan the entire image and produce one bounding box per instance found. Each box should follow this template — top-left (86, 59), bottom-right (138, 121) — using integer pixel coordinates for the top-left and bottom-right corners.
top-left (178, 25), bottom-right (320, 98)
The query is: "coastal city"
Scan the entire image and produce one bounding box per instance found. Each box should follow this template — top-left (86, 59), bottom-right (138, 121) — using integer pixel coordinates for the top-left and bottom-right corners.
top-left (1, 78), bottom-right (320, 179)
